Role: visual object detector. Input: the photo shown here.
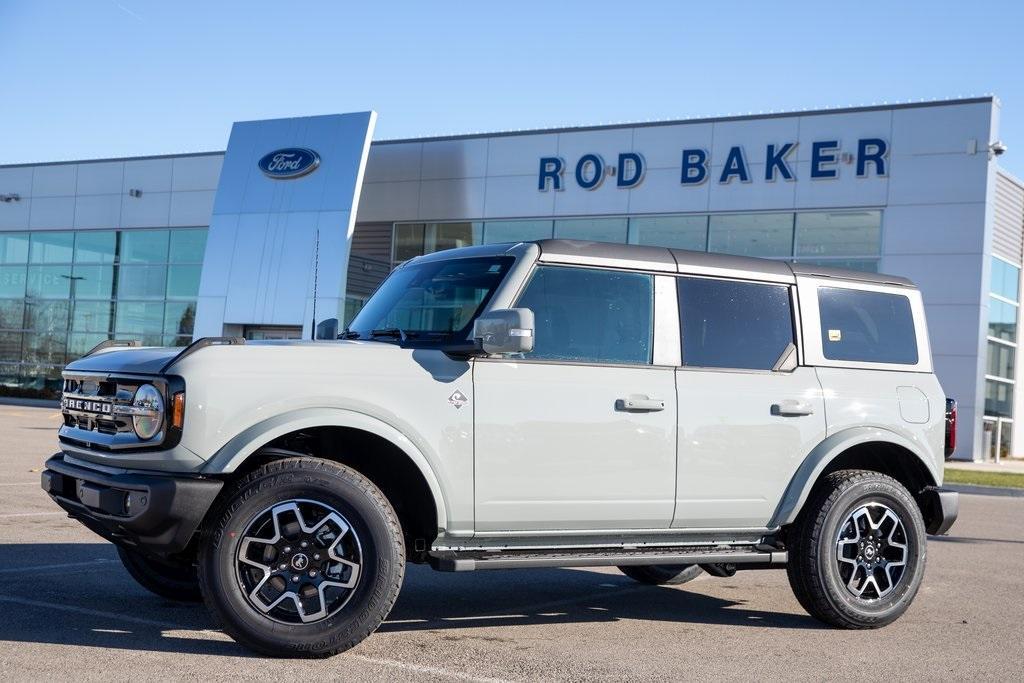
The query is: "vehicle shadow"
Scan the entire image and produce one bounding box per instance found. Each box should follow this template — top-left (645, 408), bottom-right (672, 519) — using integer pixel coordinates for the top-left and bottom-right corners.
top-left (0, 543), bottom-right (816, 656)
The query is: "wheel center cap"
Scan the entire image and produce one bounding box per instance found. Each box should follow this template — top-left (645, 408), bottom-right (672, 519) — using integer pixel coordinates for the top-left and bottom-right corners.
top-left (290, 553), bottom-right (310, 571)
top-left (863, 545), bottom-right (876, 560)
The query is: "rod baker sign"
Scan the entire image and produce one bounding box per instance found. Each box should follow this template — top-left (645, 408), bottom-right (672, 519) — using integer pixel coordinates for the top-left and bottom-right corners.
top-left (537, 138), bottom-right (888, 191)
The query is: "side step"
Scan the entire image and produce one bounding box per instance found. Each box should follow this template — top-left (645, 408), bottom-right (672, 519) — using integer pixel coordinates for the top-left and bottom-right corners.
top-left (430, 546), bottom-right (787, 572)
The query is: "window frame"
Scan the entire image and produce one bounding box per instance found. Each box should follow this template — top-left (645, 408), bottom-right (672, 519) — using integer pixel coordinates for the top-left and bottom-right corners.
top-left (501, 262), bottom-right (665, 369)
top-left (674, 273), bottom-right (801, 374)
top-left (797, 276), bottom-right (931, 373)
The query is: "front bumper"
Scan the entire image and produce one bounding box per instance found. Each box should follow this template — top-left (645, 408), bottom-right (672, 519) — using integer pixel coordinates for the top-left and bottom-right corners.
top-left (41, 454), bottom-right (223, 555)
top-left (921, 486), bottom-right (959, 536)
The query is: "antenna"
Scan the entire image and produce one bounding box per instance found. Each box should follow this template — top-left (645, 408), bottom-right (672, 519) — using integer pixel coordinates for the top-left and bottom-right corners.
top-left (311, 227), bottom-right (320, 339)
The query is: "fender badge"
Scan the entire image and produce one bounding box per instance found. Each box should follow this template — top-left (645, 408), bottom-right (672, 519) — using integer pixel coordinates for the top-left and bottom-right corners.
top-left (448, 390), bottom-right (468, 409)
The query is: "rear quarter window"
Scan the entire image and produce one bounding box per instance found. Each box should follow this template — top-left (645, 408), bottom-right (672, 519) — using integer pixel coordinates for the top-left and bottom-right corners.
top-left (818, 287), bottom-right (918, 364)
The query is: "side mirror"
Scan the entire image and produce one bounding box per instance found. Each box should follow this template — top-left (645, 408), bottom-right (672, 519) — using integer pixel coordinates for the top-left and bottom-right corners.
top-left (473, 308), bottom-right (535, 355)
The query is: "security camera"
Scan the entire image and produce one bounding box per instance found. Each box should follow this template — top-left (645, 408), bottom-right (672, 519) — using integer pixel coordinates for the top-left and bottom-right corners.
top-left (990, 140), bottom-right (1007, 156)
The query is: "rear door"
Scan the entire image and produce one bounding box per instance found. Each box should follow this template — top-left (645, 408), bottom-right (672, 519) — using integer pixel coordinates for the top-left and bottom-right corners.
top-left (473, 265), bottom-right (678, 531)
top-left (671, 275), bottom-right (827, 529)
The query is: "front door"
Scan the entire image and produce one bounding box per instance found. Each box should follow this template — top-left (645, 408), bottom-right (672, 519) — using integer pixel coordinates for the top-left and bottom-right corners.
top-left (670, 275), bottom-right (827, 529)
top-left (473, 265), bottom-right (677, 532)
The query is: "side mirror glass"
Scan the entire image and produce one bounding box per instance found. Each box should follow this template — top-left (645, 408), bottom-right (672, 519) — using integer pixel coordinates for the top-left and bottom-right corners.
top-left (473, 308), bottom-right (535, 355)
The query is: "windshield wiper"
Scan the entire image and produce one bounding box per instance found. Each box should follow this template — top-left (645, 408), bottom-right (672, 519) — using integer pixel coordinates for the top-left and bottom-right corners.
top-left (338, 328), bottom-right (361, 339)
top-left (369, 327), bottom-right (412, 342)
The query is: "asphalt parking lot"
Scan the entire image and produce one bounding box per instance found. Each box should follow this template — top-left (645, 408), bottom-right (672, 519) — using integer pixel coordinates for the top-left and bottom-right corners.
top-left (0, 404), bottom-right (1021, 681)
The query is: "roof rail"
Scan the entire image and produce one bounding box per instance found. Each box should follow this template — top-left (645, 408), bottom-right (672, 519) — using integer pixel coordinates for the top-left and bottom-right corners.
top-left (83, 339), bottom-right (141, 358)
top-left (159, 336), bottom-right (245, 373)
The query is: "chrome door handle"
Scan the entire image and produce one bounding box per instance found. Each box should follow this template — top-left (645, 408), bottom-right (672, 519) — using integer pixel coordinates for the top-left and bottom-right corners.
top-left (771, 400), bottom-right (815, 417)
top-left (616, 395), bottom-right (666, 412)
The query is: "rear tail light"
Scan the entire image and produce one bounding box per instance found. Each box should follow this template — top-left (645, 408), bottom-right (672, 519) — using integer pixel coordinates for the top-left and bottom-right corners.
top-left (944, 398), bottom-right (957, 458)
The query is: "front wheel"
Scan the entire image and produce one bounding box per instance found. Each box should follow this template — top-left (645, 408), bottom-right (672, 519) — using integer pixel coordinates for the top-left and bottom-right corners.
top-left (198, 457), bottom-right (405, 657)
top-left (618, 564), bottom-right (703, 585)
top-left (787, 470), bottom-right (927, 629)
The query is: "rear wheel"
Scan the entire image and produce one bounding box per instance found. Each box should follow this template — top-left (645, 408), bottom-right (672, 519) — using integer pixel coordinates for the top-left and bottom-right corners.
top-left (787, 470), bottom-right (927, 629)
top-left (198, 457), bottom-right (405, 657)
top-left (618, 564), bottom-right (703, 585)
top-left (117, 545), bottom-right (201, 602)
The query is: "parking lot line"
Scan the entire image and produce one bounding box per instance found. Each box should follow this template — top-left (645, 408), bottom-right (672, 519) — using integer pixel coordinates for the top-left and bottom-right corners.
top-left (347, 655), bottom-right (512, 683)
top-left (0, 558), bottom-right (116, 574)
top-left (0, 511), bottom-right (64, 518)
top-left (0, 594), bottom-right (512, 682)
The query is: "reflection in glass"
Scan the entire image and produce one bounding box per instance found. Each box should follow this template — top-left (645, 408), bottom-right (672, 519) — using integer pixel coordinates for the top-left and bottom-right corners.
top-left (169, 229), bottom-right (208, 263)
top-left (23, 332), bottom-right (67, 365)
top-left (987, 341), bottom-right (1015, 379)
top-left (629, 216), bottom-right (708, 250)
top-left (74, 231), bottom-right (116, 264)
top-left (708, 213), bottom-right (794, 257)
top-left (29, 232), bottom-right (74, 264)
top-left (121, 230), bottom-right (169, 264)
top-left (0, 265), bottom-right (27, 298)
top-left (988, 297), bottom-right (1018, 342)
top-left (393, 224), bottom-right (425, 263)
top-left (985, 380), bottom-right (1014, 418)
top-left (0, 332), bottom-right (23, 362)
top-left (482, 220), bottom-right (553, 245)
top-left (25, 300), bottom-right (69, 332)
top-left (795, 211), bottom-right (881, 257)
top-left (68, 332), bottom-right (109, 359)
top-left (164, 301), bottom-right (196, 335)
top-left (424, 223), bottom-right (481, 254)
top-left (115, 301), bottom-right (165, 336)
top-left (26, 265), bottom-right (72, 299)
top-left (0, 300), bottom-right (24, 329)
top-left (554, 218), bottom-right (628, 243)
top-left (72, 301), bottom-right (113, 333)
top-left (70, 265), bottom-right (115, 299)
top-left (991, 257), bottom-right (1021, 303)
top-left (0, 233), bottom-right (29, 264)
top-left (166, 265), bottom-right (201, 299)
top-left (117, 265), bottom-right (167, 299)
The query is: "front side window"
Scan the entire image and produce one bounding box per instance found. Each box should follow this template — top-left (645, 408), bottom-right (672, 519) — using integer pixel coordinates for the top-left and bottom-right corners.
top-left (818, 287), bottom-right (918, 364)
top-left (515, 266), bottom-right (653, 364)
top-left (346, 256), bottom-right (513, 341)
top-left (678, 277), bottom-right (794, 370)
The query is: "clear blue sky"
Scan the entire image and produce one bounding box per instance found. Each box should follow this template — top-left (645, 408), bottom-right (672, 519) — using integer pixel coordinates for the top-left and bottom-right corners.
top-left (3, 1), bottom-right (1023, 175)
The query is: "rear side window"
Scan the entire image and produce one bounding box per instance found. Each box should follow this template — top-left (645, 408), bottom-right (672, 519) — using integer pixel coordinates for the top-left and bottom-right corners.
top-left (515, 266), bottom-right (653, 364)
top-left (677, 277), bottom-right (794, 370)
top-left (818, 287), bottom-right (918, 364)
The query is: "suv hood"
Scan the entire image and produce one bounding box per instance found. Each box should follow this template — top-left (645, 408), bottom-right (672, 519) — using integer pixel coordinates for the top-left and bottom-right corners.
top-left (65, 346), bottom-right (185, 376)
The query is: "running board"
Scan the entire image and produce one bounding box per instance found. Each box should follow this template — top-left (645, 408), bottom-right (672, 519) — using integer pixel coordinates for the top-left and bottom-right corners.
top-left (429, 546), bottom-right (787, 572)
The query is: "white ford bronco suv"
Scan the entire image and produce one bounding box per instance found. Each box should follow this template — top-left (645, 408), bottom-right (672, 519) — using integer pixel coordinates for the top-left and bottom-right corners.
top-left (42, 239), bottom-right (959, 657)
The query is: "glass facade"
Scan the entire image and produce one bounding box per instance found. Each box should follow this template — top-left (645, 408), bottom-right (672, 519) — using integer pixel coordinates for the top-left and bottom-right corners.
top-left (0, 228), bottom-right (206, 398)
top-left (984, 256), bottom-right (1020, 460)
top-left (392, 210), bottom-right (883, 272)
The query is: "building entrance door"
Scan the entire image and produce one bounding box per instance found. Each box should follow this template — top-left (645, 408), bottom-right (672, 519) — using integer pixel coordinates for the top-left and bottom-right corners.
top-left (242, 326), bottom-right (303, 341)
top-left (982, 417), bottom-right (1013, 463)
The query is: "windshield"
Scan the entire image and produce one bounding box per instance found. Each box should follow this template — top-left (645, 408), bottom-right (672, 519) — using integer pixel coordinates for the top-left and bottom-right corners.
top-left (345, 256), bottom-right (514, 342)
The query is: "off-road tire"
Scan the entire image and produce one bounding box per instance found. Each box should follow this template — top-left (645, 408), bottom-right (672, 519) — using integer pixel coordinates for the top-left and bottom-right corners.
top-left (618, 564), bottom-right (703, 585)
top-left (197, 457), bottom-right (405, 657)
top-left (117, 545), bottom-right (202, 602)
top-left (787, 469), bottom-right (927, 629)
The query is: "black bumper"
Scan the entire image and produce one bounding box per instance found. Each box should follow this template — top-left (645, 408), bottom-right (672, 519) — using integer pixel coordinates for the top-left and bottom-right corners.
top-left (41, 454), bottom-right (223, 556)
top-left (921, 486), bottom-right (959, 536)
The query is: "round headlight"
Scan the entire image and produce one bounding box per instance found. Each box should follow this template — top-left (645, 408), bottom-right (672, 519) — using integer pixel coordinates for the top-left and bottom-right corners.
top-left (131, 384), bottom-right (164, 440)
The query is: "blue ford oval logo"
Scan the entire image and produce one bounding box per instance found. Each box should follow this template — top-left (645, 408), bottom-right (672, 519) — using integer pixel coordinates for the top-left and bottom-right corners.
top-left (258, 148), bottom-right (320, 179)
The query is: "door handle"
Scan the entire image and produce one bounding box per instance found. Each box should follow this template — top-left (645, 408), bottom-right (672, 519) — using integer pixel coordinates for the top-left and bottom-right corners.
top-left (616, 395), bottom-right (666, 412)
top-left (771, 400), bottom-right (815, 417)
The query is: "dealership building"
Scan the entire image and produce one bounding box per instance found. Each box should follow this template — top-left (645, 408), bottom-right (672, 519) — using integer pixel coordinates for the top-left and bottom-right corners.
top-left (0, 96), bottom-right (1022, 462)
